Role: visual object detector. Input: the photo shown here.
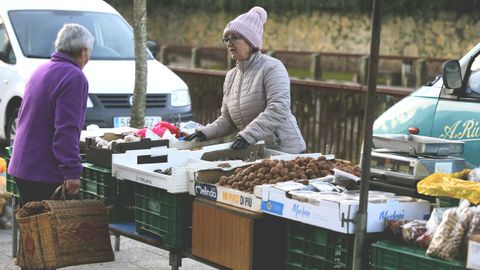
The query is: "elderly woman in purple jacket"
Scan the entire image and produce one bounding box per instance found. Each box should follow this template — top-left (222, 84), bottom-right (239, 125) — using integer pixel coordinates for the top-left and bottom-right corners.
top-left (8, 24), bottom-right (94, 205)
top-left (186, 6), bottom-right (306, 154)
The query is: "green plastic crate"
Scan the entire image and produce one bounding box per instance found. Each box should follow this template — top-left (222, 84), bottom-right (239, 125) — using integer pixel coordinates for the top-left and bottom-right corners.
top-left (437, 197), bottom-right (460, 207)
top-left (135, 183), bottom-right (193, 249)
top-left (371, 241), bottom-right (466, 270)
top-left (5, 146), bottom-right (12, 158)
top-left (80, 162), bottom-right (135, 223)
top-left (286, 221), bottom-right (384, 270)
top-left (81, 163), bottom-right (116, 191)
top-left (4, 156), bottom-right (19, 197)
top-left (6, 175), bottom-right (19, 197)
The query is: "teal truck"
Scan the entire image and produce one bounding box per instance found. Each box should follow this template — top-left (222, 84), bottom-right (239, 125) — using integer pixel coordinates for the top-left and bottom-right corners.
top-left (374, 42), bottom-right (480, 166)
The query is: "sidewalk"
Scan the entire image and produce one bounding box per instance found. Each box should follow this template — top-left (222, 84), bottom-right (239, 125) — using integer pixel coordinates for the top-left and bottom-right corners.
top-left (0, 227), bottom-right (217, 270)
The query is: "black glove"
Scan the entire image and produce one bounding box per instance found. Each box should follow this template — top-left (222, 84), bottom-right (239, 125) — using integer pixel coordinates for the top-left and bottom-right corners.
top-left (231, 136), bottom-right (250, 149)
top-left (184, 131), bottom-right (207, 142)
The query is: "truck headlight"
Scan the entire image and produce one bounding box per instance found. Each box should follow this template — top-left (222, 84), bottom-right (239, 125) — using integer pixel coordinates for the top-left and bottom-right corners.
top-left (171, 89), bottom-right (191, 107)
top-left (87, 96), bottom-right (94, 108)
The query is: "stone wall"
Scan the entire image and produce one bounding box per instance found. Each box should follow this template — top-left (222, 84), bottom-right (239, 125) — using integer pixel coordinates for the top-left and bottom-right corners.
top-left (111, 4), bottom-right (480, 59)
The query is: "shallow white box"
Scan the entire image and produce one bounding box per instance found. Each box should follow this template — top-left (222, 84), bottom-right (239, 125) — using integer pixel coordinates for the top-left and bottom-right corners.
top-left (261, 185), bottom-right (431, 234)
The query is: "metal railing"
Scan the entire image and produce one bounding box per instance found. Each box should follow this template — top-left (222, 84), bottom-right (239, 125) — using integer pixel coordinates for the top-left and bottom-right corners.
top-left (159, 45), bottom-right (448, 88)
top-left (171, 66), bottom-right (413, 163)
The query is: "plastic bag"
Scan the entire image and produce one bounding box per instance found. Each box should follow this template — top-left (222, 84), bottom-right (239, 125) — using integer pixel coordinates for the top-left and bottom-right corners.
top-left (417, 171), bottom-right (480, 204)
top-left (426, 207), bottom-right (449, 233)
top-left (384, 219), bottom-right (412, 238)
top-left (463, 208), bottom-right (480, 255)
top-left (135, 121), bottom-right (181, 139)
top-left (427, 207), bottom-right (476, 260)
top-left (416, 231), bottom-right (433, 249)
top-left (332, 168), bottom-right (360, 190)
top-left (401, 220), bottom-right (428, 245)
top-left (414, 208), bottom-right (448, 248)
top-left (468, 168), bottom-right (480, 182)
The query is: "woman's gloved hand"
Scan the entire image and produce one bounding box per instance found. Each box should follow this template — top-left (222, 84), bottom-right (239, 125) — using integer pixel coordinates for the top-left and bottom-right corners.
top-left (231, 136), bottom-right (250, 149)
top-left (184, 131), bottom-right (207, 141)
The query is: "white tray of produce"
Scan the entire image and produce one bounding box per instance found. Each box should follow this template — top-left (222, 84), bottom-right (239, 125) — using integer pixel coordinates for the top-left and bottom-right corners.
top-left (112, 147), bottom-right (208, 193)
top-left (111, 142), bottom-right (275, 193)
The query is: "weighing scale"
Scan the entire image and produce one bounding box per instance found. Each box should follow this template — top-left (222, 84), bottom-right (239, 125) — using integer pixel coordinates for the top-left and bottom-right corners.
top-left (367, 134), bottom-right (472, 187)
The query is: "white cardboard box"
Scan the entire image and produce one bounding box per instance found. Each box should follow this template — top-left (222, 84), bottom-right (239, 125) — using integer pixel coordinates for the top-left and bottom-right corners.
top-left (260, 185), bottom-right (431, 234)
top-left (188, 160), bottom-right (263, 212)
top-left (187, 152), bottom-right (334, 212)
top-left (185, 145), bottom-right (286, 212)
top-left (467, 237), bottom-right (480, 270)
top-left (112, 142), bottom-right (271, 194)
top-left (112, 147), bottom-right (207, 193)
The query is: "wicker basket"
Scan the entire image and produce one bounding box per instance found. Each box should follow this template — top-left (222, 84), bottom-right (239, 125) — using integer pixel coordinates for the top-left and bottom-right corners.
top-left (16, 199), bottom-right (114, 270)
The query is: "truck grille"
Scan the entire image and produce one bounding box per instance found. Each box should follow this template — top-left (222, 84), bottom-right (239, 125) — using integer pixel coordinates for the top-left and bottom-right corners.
top-left (95, 94), bottom-right (168, 108)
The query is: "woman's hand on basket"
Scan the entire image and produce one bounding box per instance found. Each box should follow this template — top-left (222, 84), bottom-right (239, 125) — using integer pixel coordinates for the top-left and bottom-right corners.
top-left (65, 179), bottom-right (80, 196)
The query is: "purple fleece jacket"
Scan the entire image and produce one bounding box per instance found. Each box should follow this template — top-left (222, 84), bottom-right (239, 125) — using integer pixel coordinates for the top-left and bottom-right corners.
top-left (8, 52), bottom-right (88, 184)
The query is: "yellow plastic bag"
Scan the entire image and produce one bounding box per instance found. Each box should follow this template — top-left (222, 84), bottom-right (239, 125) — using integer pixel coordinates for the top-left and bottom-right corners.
top-left (417, 169), bottom-right (480, 204)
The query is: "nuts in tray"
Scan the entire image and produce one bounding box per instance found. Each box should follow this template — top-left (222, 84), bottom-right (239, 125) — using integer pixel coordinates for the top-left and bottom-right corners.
top-left (154, 167), bottom-right (173, 175)
top-left (217, 156), bottom-right (362, 193)
top-left (217, 163), bottom-right (232, 168)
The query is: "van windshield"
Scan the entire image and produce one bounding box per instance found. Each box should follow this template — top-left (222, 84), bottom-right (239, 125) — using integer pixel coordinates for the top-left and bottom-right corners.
top-left (9, 10), bottom-right (150, 60)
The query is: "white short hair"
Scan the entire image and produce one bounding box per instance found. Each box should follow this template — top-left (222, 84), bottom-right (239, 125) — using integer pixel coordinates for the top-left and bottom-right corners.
top-left (55, 23), bottom-right (94, 56)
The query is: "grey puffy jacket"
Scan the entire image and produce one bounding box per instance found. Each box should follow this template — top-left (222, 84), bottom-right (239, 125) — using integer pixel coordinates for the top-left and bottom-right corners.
top-left (201, 52), bottom-right (306, 154)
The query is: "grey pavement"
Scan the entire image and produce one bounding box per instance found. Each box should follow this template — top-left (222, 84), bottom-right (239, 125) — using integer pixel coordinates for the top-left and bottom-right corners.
top-left (0, 226), bottom-right (217, 270)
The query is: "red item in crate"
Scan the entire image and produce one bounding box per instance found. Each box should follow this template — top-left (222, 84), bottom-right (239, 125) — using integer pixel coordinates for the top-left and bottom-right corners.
top-left (135, 121), bottom-right (181, 138)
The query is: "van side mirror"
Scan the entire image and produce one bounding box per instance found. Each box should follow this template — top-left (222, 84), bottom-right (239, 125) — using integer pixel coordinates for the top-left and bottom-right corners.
top-left (147, 40), bottom-right (158, 59)
top-left (442, 60), bottom-right (462, 89)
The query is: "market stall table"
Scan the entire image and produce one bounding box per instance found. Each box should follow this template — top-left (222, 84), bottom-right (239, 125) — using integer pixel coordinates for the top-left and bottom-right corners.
top-left (192, 198), bottom-right (286, 270)
top-left (109, 222), bottom-right (230, 270)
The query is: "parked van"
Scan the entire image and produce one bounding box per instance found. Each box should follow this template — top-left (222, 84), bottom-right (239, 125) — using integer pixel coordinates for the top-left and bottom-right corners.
top-left (374, 41), bottom-right (480, 165)
top-left (0, 0), bottom-right (192, 144)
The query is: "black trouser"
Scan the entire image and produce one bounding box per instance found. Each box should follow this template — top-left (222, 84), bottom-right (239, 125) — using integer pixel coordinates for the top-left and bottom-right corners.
top-left (15, 178), bottom-right (59, 207)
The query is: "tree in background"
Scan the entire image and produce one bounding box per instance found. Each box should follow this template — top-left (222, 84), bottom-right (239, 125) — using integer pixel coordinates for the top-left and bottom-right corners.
top-left (130, 0), bottom-right (147, 128)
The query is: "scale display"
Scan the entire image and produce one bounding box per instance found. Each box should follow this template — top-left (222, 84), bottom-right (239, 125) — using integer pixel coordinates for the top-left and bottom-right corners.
top-left (370, 155), bottom-right (414, 175)
top-left (367, 134), bottom-right (472, 187)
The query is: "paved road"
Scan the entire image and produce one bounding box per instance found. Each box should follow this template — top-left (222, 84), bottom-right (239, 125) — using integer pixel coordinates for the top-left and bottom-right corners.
top-left (0, 226), bottom-right (217, 270)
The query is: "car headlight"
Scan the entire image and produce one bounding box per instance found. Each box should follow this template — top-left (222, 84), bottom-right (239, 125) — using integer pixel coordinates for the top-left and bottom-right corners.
top-left (171, 89), bottom-right (191, 107)
top-left (87, 96), bottom-right (94, 108)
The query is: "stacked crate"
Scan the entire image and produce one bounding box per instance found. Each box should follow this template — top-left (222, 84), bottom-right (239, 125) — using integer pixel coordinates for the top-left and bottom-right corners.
top-left (4, 146), bottom-right (19, 198)
top-left (285, 221), bottom-right (385, 270)
top-left (371, 241), bottom-right (466, 270)
top-left (80, 162), bottom-right (135, 223)
top-left (134, 183), bottom-right (193, 248)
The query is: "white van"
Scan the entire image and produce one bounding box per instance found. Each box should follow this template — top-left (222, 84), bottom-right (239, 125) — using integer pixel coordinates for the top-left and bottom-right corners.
top-left (0, 0), bottom-right (192, 144)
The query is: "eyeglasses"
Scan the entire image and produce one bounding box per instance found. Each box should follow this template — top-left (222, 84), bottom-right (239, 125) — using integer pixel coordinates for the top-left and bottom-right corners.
top-left (222, 35), bottom-right (242, 45)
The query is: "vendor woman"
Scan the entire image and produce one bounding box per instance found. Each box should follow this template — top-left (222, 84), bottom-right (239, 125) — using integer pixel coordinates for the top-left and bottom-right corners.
top-left (186, 6), bottom-right (306, 154)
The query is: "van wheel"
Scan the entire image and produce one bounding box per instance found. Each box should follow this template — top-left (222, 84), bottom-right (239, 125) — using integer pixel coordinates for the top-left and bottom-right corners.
top-left (6, 108), bottom-right (19, 146)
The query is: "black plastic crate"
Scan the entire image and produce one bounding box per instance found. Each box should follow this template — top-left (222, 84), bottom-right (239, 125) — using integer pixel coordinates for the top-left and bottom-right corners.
top-left (85, 137), bottom-right (169, 168)
top-left (286, 221), bottom-right (384, 270)
top-left (135, 183), bottom-right (193, 249)
top-left (371, 241), bottom-right (466, 270)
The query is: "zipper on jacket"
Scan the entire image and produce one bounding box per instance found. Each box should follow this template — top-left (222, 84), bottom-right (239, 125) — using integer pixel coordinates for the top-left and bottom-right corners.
top-left (236, 67), bottom-right (245, 129)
